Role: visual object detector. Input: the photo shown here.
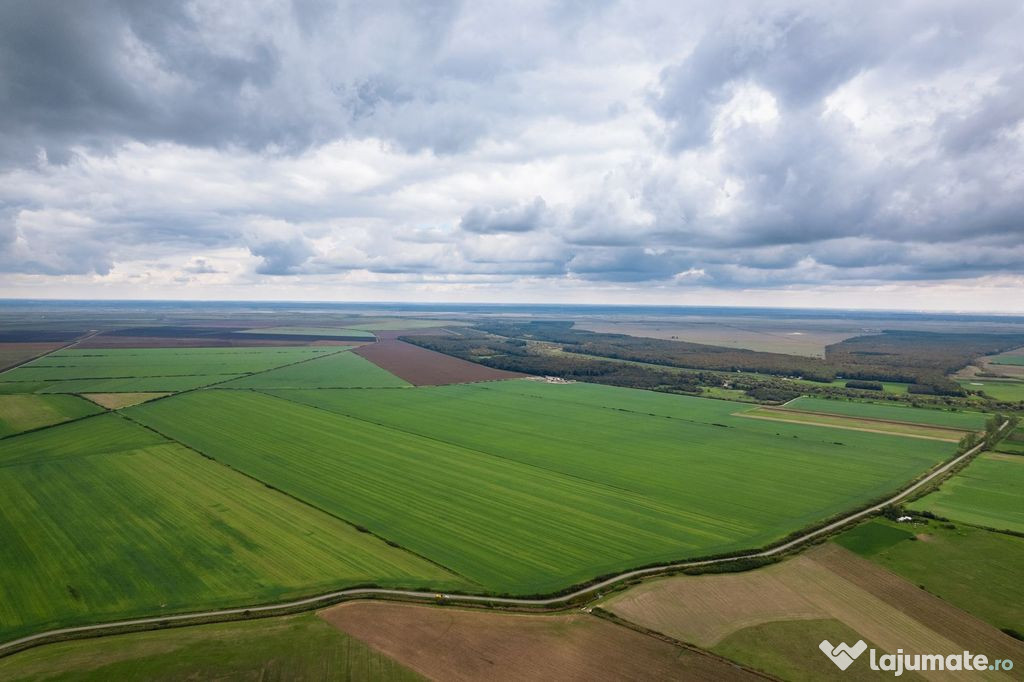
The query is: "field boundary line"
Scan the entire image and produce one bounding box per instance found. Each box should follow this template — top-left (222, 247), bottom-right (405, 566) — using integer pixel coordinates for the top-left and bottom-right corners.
top-left (735, 412), bottom-right (962, 442)
top-left (0, 330), bottom-right (100, 376)
top-left (256, 388), bottom-right (644, 497)
top-left (0, 418), bottom-right (1008, 659)
top-left (755, 404), bottom-right (977, 432)
top-left (117, 409), bottom-right (481, 589)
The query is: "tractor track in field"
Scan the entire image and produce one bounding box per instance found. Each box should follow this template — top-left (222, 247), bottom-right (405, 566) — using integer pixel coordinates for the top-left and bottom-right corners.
top-left (0, 419), bottom-right (1008, 658)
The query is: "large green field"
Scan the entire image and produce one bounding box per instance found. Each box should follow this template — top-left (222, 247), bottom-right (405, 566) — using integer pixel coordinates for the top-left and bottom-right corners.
top-left (0, 394), bottom-right (102, 438)
top-left (0, 414), bottom-right (464, 642)
top-left (0, 613), bottom-right (422, 682)
top-left (835, 519), bottom-right (1024, 633)
top-left (126, 381), bottom-right (952, 595)
top-left (0, 347), bottom-right (337, 394)
top-left (913, 453), bottom-right (1024, 533)
top-left (784, 396), bottom-right (987, 430)
top-left (960, 378), bottom-right (1024, 402)
top-left (220, 350), bottom-right (408, 389)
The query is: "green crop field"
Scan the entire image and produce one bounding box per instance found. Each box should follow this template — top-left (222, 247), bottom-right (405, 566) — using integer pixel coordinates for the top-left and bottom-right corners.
top-left (221, 350), bottom-right (409, 389)
top-left (783, 396), bottom-right (987, 430)
top-left (996, 428), bottom-right (1024, 455)
top-left (914, 453), bottom-right (1024, 533)
top-left (239, 326), bottom-right (376, 338)
top-left (960, 379), bottom-right (1024, 402)
top-left (740, 406), bottom-right (966, 441)
top-left (0, 347), bottom-right (336, 395)
top-left (0, 394), bottom-right (102, 438)
top-left (835, 519), bottom-right (1024, 633)
top-left (0, 414), bottom-right (464, 641)
top-left (991, 354), bottom-right (1024, 366)
top-left (127, 381), bottom-right (952, 594)
top-left (0, 613), bottom-right (422, 682)
top-left (0, 347), bottom-right (334, 382)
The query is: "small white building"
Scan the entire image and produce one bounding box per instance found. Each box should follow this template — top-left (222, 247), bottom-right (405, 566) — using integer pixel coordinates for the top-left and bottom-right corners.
top-left (896, 515), bottom-right (913, 522)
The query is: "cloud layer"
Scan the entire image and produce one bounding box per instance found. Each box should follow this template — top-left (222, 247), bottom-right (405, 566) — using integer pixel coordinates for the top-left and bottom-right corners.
top-left (1, 1), bottom-right (1022, 309)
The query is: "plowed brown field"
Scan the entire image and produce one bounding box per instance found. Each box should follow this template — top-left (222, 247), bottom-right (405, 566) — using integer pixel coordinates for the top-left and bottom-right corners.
top-left (353, 340), bottom-right (524, 385)
top-left (320, 601), bottom-right (761, 681)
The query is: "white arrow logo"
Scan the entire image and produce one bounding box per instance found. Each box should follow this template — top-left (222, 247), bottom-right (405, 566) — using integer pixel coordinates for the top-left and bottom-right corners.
top-left (819, 640), bottom-right (868, 670)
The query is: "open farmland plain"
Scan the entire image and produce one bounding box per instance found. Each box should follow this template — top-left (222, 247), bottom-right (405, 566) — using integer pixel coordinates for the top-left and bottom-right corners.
top-left (126, 381), bottom-right (954, 594)
top-left (353, 339), bottom-right (525, 385)
top-left (0, 346), bottom-right (337, 394)
top-left (0, 394), bottom-right (102, 437)
top-left (0, 343), bottom-right (67, 372)
top-left (0, 613), bottom-right (423, 682)
top-left (782, 397), bottom-right (989, 430)
top-left (835, 519), bottom-right (1024, 633)
top-left (0, 413), bottom-right (466, 642)
top-left (220, 348), bottom-right (409, 389)
top-left (913, 453), bottom-right (1024, 533)
top-left (238, 326), bottom-right (377, 339)
top-left (738, 406), bottom-right (969, 441)
top-left (602, 544), bottom-right (1024, 681)
top-left (319, 601), bottom-right (758, 681)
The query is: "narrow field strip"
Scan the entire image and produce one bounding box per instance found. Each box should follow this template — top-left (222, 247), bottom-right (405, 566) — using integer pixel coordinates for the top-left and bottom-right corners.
top-left (736, 408), bottom-right (964, 442)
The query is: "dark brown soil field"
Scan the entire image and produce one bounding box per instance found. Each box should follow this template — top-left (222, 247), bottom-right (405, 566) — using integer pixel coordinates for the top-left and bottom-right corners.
top-left (0, 342), bottom-right (66, 370)
top-left (354, 340), bottom-right (524, 385)
top-left (320, 601), bottom-right (760, 681)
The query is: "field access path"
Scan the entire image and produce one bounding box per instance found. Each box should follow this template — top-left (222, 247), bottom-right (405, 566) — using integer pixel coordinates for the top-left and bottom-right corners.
top-left (0, 419), bottom-right (1008, 658)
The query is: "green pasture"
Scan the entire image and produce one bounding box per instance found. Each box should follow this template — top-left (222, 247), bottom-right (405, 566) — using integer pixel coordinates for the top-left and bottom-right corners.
top-left (221, 350), bottom-right (408, 389)
top-left (990, 354), bottom-right (1024, 366)
top-left (0, 394), bottom-right (102, 438)
top-left (913, 453), bottom-right (1024, 533)
top-left (0, 347), bottom-right (333, 383)
top-left (0, 415), bottom-right (463, 642)
top-left (959, 379), bottom-right (1024, 402)
top-left (0, 613), bottom-right (421, 682)
top-left (128, 382), bottom-right (951, 595)
top-left (784, 396), bottom-right (987, 430)
top-left (835, 519), bottom-right (1024, 632)
top-left (0, 347), bottom-right (336, 395)
top-left (740, 406), bottom-right (965, 441)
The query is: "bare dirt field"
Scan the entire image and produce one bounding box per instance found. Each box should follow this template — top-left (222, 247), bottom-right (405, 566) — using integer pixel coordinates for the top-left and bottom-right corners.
top-left (0, 343), bottom-right (65, 371)
top-left (604, 545), bottom-right (1022, 681)
top-left (319, 601), bottom-right (760, 681)
top-left (81, 393), bottom-right (171, 409)
top-left (354, 340), bottom-right (524, 385)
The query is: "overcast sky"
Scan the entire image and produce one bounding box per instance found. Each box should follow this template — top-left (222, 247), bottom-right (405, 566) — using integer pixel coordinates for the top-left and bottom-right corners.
top-left (1, 1), bottom-right (1022, 311)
